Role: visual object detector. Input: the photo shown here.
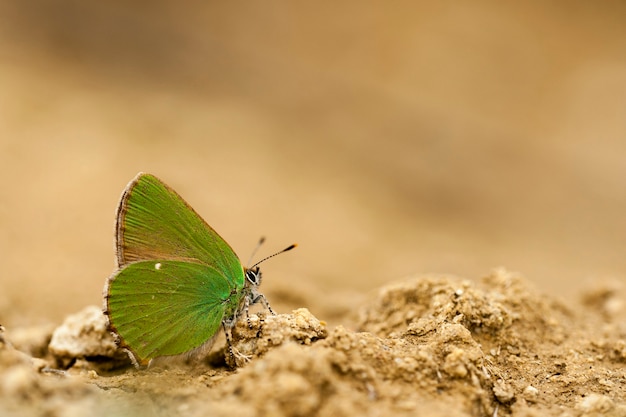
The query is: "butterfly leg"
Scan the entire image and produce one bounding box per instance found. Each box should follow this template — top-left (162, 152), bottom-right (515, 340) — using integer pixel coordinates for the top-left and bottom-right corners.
top-left (251, 293), bottom-right (276, 315)
top-left (243, 296), bottom-right (253, 329)
top-left (222, 322), bottom-right (236, 367)
top-left (222, 322), bottom-right (252, 368)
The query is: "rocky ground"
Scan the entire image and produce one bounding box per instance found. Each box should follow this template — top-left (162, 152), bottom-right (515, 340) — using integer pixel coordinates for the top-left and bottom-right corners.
top-left (1, 268), bottom-right (624, 417)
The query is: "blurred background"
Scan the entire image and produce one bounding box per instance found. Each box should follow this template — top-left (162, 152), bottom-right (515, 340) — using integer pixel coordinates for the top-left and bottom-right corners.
top-left (1, 1), bottom-right (625, 326)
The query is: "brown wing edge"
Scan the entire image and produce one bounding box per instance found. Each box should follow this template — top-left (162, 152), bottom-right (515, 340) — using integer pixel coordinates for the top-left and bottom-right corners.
top-left (115, 172), bottom-right (145, 268)
top-left (109, 172), bottom-right (152, 367)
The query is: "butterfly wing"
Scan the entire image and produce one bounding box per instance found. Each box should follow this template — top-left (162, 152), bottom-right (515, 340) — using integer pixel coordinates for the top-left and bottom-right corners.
top-left (105, 260), bottom-right (237, 364)
top-left (115, 173), bottom-right (244, 287)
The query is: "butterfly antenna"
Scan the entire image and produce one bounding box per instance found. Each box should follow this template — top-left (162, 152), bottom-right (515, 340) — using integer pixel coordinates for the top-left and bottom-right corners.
top-left (250, 243), bottom-right (297, 269)
top-left (247, 236), bottom-right (266, 267)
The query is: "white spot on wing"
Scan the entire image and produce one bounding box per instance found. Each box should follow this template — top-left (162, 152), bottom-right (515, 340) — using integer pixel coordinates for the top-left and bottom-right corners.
top-left (155, 263), bottom-right (162, 270)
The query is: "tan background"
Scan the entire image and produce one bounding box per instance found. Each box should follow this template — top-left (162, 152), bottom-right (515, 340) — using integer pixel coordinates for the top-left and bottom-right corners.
top-left (1, 1), bottom-right (625, 326)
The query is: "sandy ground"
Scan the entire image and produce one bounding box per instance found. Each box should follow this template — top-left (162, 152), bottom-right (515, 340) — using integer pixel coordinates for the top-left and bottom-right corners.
top-left (1, 1), bottom-right (626, 416)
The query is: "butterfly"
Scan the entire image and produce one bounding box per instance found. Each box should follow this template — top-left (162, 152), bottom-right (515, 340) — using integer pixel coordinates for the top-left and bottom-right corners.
top-left (103, 173), bottom-right (294, 367)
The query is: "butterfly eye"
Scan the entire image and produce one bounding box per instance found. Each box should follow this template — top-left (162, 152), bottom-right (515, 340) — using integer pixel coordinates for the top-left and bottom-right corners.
top-left (245, 267), bottom-right (262, 286)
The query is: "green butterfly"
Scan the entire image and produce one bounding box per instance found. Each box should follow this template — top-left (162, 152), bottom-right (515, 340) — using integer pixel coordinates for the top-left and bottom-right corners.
top-left (104, 173), bottom-right (294, 367)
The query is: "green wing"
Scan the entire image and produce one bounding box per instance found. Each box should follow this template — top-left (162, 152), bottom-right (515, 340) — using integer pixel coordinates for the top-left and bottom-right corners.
top-left (115, 173), bottom-right (244, 287)
top-left (105, 260), bottom-right (234, 364)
